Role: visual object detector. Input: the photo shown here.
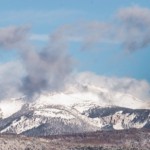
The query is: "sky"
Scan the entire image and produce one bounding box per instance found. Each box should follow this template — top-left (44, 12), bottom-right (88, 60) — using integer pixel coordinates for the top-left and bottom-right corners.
top-left (0, 0), bottom-right (150, 101)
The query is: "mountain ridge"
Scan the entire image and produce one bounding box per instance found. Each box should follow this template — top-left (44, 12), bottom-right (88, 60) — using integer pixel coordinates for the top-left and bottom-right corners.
top-left (0, 86), bottom-right (150, 136)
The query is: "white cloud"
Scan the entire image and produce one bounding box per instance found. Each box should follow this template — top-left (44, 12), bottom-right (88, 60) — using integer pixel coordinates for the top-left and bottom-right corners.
top-left (73, 72), bottom-right (150, 102)
top-left (0, 61), bottom-right (25, 100)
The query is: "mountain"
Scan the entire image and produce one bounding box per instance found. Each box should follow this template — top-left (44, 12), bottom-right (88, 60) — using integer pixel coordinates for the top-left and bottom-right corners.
top-left (0, 85), bottom-right (150, 136)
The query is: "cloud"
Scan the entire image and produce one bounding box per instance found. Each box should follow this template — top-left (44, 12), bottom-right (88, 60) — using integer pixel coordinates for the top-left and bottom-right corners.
top-left (0, 26), bottom-right (74, 99)
top-left (0, 26), bottom-right (29, 49)
top-left (0, 61), bottom-right (24, 100)
top-left (73, 72), bottom-right (150, 101)
top-left (74, 22), bottom-right (113, 50)
top-left (19, 34), bottom-right (74, 98)
top-left (4, 6), bottom-right (148, 53)
top-left (116, 6), bottom-right (150, 51)
top-left (46, 6), bottom-right (150, 52)
top-left (1, 6), bottom-right (150, 100)
top-left (48, 22), bottom-right (113, 51)
top-left (0, 26), bottom-right (29, 100)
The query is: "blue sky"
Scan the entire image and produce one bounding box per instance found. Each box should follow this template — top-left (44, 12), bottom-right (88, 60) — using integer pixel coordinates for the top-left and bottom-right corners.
top-left (0, 0), bottom-right (150, 82)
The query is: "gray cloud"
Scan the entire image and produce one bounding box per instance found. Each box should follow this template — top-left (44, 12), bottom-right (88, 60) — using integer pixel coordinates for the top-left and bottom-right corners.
top-left (49, 6), bottom-right (150, 52)
top-left (49, 22), bottom-right (113, 51)
top-left (78, 6), bottom-right (150, 52)
top-left (0, 26), bottom-right (74, 100)
top-left (116, 6), bottom-right (150, 51)
top-left (76, 22), bottom-right (113, 50)
top-left (19, 37), bottom-right (73, 98)
top-left (0, 26), bottom-right (29, 49)
top-left (0, 26), bottom-right (29, 100)
top-left (0, 61), bottom-right (24, 100)
top-left (1, 6), bottom-right (150, 100)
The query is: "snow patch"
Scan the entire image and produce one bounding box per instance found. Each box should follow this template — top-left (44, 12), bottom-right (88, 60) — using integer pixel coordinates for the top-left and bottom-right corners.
top-left (0, 99), bottom-right (24, 118)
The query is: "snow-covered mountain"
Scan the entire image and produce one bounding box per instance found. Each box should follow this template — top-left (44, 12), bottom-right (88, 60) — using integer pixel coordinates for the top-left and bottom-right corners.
top-left (0, 85), bottom-right (150, 136)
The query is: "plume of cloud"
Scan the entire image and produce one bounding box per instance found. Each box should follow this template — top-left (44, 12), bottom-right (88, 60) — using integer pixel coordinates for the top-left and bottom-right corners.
top-left (1, 6), bottom-right (150, 100)
top-left (0, 26), bottom-right (74, 99)
top-left (19, 37), bottom-right (73, 98)
top-left (116, 6), bottom-right (150, 51)
top-left (0, 61), bottom-right (24, 100)
top-left (0, 26), bottom-right (29, 49)
top-left (0, 26), bottom-right (29, 100)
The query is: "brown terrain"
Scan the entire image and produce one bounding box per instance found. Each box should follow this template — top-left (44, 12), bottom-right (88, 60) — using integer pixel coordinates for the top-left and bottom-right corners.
top-left (0, 129), bottom-right (150, 150)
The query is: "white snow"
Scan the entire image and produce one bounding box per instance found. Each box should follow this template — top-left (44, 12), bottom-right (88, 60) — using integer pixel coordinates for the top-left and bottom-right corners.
top-left (34, 108), bottom-right (75, 119)
top-left (0, 99), bottom-right (24, 118)
top-left (1, 116), bottom-right (46, 134)
top-left (113, 123), bottom-right (124, 130)
top-left (36, 92), bottom-right (100, 107)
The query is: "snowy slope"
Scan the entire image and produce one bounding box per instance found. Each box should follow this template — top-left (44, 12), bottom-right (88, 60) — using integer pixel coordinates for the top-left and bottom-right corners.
top-left (0, 85), bottom-right (150, 136)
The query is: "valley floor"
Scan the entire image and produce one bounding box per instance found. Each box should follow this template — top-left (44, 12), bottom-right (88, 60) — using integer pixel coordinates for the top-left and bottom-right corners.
top-left (0, 129), bottom-right (150, 150)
